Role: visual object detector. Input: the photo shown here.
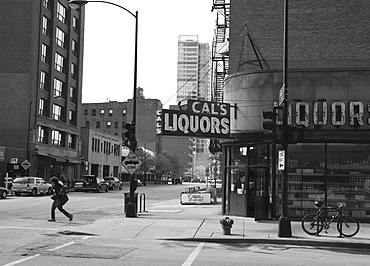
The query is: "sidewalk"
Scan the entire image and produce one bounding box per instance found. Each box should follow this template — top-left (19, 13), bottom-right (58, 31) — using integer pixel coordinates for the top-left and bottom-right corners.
top-left (63, 198), bottom-right (370, 249)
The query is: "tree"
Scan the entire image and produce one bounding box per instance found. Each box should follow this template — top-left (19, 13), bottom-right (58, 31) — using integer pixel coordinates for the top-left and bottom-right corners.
top-left (154, 152), bottom-right (183, 181)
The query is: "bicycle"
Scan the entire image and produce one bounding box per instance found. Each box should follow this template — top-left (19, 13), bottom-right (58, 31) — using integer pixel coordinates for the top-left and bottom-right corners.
top-left (301, 200), bottom-right (360, 237)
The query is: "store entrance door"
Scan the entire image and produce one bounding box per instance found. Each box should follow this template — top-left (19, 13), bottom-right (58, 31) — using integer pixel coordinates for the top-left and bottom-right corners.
top-left (248, 166), bottom-right (268, 221)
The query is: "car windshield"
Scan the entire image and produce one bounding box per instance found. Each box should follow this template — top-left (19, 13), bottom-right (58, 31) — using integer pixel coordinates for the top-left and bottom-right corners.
top-left (13, 177), bottom-right (29, 183)
top-left (104, 177), bottom-right (113, 181)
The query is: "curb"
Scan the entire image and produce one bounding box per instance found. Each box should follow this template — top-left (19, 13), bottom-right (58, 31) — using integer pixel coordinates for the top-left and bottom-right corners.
top-left (165, 237), bottom-right (370, 249)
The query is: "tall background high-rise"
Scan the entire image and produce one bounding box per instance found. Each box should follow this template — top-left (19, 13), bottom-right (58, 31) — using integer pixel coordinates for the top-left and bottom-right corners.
top-left (176, 35), bottom-right (212, 180)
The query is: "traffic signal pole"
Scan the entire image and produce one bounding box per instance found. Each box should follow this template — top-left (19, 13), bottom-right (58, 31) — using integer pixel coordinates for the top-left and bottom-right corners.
top-left (126, 11), bottom-right (139, 218)
top-left (278, 0), bottom-right (292, 237)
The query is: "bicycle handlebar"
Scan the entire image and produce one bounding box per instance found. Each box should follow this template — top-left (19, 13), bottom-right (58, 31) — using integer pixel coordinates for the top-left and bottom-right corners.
top-left (314, 200), bottom-right (344, 211)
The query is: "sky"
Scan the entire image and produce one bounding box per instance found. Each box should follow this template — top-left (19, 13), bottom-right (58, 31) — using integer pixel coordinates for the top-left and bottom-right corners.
top-left (81, 0), bottom-right (217, 108)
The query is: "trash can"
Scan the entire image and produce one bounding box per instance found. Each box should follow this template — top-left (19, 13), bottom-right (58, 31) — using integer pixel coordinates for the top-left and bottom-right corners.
top-left (123, 192), bottom-right (138, 213)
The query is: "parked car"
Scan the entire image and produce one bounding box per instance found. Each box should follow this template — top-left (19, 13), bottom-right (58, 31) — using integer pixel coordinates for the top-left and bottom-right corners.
top-left (73, 179), bottom-right (85, 192)
top-left (82, 175), bottom-right (109, 193)
top-left (0, 187), bottom-right (8, 199)
top-left (12, 177), bottom-right (53, 196)
top-left (103, 176), bottom-right (123, 190)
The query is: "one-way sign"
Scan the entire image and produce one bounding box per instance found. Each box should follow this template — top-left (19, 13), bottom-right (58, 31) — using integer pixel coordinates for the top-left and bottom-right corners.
top-left (122, 151), bottom-right (142, 175)
top-left (278, 150), bottom-right (285, 171)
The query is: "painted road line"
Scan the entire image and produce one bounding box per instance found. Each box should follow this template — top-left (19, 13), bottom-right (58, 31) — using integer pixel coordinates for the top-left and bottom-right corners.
top-left (2, 238), bottom-right (83, 265)
top-left (181, 242), bottom-right (206, 266)
top-left (3, 254), bottom-right (40, 266)
top-left (46, 241), bottom-right (76, 252)
top-left (0, 226), bottom-right (59, 231)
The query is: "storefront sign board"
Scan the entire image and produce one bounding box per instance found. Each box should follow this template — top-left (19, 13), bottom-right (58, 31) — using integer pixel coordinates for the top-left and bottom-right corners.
top-left (159, 100), bottom-right (231, 138)
top-left (180, 192), bottom-right (212, 205)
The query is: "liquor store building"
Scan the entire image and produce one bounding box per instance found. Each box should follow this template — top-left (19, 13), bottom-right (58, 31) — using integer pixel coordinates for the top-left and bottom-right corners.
top-left (220, 68), bottom-right (370, 221)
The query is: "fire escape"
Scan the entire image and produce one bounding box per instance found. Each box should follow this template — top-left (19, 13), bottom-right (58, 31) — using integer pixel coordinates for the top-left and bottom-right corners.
top-left (211, 0), bottom-right (230, 103)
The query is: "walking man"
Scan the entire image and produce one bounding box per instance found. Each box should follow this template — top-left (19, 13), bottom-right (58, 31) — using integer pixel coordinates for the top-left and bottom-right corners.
top-left (48, 176), bottom-right (73, 222)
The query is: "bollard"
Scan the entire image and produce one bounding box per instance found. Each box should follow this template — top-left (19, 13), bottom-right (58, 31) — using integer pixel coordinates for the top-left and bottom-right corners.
top-left (139, 193), bottom-right (146, 213)
top-left (220, 216), bottom-right (234, 235)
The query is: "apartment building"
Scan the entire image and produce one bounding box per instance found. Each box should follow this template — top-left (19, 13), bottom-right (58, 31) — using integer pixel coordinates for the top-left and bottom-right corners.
top-left (0, 0), bottom-right (84, 184)
top-left (176, 35), bottom-right (212, 180)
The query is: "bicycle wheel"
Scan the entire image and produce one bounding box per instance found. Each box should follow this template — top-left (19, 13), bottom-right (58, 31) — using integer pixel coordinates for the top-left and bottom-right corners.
top-left (301, 214), bottom-right (323, 235)
top-left (337, 216), bottom-right (360, 237)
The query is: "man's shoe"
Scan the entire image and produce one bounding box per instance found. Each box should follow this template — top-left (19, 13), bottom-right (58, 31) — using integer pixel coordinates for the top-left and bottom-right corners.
top-left (48, 219), bottom-right (56, 222)
top-left (69, 214), bottom-right (73, 222)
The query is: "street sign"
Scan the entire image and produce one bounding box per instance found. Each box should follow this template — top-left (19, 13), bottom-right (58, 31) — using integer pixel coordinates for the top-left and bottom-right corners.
top-left (279, 84), bottom-right (285, 106)
top-left (278, 150), bottom-right (285, 171)
top-left (21, 159), bottom-right (31, 170)
top-left (10, 158), bottom-right (18, 164)
top-left (122, 151), bottom-right (142, 175)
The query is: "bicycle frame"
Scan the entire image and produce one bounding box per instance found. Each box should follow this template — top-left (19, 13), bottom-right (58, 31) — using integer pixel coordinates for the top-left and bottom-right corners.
top-left (315, 202), bottom-right (345, 237)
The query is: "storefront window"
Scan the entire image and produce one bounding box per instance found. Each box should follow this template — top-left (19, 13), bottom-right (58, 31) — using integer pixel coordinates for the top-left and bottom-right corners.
top-left (326, 144), bottom-right (370, 219)
top-left (286, 143), bottom-right (370, 219)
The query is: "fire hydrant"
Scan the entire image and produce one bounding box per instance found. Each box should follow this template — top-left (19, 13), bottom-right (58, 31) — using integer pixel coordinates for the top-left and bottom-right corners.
top-left (220, 217), bottom-right (234, 235)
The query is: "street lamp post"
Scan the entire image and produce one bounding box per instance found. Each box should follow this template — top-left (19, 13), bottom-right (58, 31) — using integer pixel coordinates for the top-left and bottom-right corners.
top-left (69, 0), bottom-right (139, 217)
top-left (278, 0), bottom-right (292, 237)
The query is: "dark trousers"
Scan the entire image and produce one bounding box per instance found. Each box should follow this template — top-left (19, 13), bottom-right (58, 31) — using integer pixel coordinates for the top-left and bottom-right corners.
top-left (51, 200), bottom-right (70, 220)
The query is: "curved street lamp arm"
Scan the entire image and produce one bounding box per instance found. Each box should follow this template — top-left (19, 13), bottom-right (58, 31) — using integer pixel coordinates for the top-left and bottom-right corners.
top-left (69, 0), bottom-right (137, 18)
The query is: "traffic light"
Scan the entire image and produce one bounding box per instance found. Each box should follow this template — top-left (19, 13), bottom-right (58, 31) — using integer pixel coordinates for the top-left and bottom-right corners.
top-left (262, 109), bottom-right (276, 141)
top-left (124, 122), bottom-right (136, 150)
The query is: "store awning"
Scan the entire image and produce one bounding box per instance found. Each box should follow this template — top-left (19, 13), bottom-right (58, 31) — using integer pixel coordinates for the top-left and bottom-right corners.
top-left (37, 153), bottom-right (81, 164)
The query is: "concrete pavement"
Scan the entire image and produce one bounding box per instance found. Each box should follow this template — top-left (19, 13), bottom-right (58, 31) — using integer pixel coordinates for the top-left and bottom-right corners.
top-left (57, 197), bottom-right (370, 249)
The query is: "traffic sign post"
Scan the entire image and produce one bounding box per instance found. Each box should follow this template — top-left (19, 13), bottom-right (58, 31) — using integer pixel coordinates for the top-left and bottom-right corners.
top-left (21, 159), bottom-right (31, 170)
top-left (279, 84), bottom-right (285, 107)
top-left (122, 151), bottom-right (142, 175)
top-left (278, 150), bottom-right (285, 171)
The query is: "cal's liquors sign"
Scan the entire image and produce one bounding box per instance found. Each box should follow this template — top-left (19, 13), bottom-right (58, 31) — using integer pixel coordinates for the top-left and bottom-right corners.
top-left (159, 100), bottom-right (231, 138)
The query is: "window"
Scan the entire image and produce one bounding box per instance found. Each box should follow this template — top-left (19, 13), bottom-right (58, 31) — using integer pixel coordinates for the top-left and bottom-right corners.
top-left (42, 16), bottom-right (50, 37)
top-left (92, 109), bottom-right (96, 116)
top-left (53, 78), bottom-right (64, 97)
top-left (43, 0), bottom-right (50, 10)
top-left (85, 121), bottom-right (90, 127)
top-left (38, 126), bottom-right (47, 143)
top-left (40, 71), bottom-right (49, 91)
top-left (96, 121), bottom-right (100, 129)
top-left (71, 40), bottom-right (78, 57)
top-left (56, 27), bottom-right (65, 48)
top-left (114, 121), bottom-right (118, 129)
top-left (52, 129), bottom-right (62, 146)
top-left (71, 63), bottom-right (77, 79)
top-left (107, 121), bottom-right (111, 129)
top-left (72, 17), bottom-right (79, 34)
top-left (100, 109), bottom-right (105, 116)
top-left (84, 109), bottom-right (88, 115)
top-left (56, 2), bottom-right (66, 24)
top-left (38, 98), bottom-right (46, 116)
top-left (41, 43), bottom-right (49, 64)
top-left (68, 134), bottom-right (75, 149)
top-left (55, 53), bottom-right (65, 73)
top-left (69, 110), bottom-right (76, 125)
top-left (109, 109), bottom-right (113, 116)
top-left (52, 104), bottom-right (62, 121)
top-left (70, 86), bottom-right (77, 103)
top-left (122, 109), bottom-right (126, 115)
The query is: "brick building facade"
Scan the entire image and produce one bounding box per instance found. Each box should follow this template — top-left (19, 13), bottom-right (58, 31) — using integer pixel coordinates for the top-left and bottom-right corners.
top-left (221, 0), bottom-right (370, 221)
top-left (0, 0), bottom-right (84, 184)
